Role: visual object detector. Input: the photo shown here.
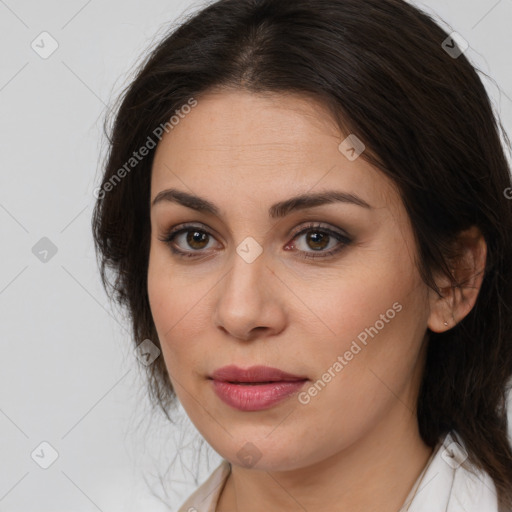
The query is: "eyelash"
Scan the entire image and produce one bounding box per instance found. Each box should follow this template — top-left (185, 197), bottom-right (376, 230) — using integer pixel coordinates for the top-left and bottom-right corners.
top-left (158, 222), bottom-right (352, 261)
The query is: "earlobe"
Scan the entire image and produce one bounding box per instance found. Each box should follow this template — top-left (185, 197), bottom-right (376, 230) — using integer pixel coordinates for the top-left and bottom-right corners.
top-left (427, 226), bottom-right (487, 334)
top-left (427, 284), bottom-right (455, 333)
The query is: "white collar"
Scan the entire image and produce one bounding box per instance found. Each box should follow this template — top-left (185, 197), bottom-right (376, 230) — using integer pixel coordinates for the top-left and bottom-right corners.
top-left (401, 431), bottom-right (498, 512)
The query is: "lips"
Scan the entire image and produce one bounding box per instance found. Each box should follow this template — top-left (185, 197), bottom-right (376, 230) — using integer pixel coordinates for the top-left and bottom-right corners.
top-left (209, 365), bottom-right (308, 411)
top-left (210, 365), bottom-right (307, 383)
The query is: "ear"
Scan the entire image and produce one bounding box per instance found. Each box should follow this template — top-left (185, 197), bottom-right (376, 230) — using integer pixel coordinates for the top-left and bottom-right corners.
top-left (427, 226), bottom-right (487, 333)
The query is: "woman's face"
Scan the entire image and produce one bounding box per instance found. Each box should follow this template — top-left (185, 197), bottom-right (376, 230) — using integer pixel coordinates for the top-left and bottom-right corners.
top-left (147, 89), bottom-right (432, 471)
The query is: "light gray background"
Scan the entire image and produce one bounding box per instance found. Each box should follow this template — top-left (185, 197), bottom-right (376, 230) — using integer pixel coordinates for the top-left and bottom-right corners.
top-left (1, 0), bottom-right (511, 510)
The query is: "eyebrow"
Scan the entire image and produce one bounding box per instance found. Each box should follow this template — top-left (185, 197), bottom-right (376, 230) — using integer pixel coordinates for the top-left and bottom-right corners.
top-left (151, 188), bottom-right (372, 218)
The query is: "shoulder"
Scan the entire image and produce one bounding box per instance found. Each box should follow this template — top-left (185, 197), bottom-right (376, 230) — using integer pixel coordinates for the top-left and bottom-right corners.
top-left (176, 459), bottom-right (231, 512)
top-left (449, 441), bottom-right (499, 512)
top-left (444, 431), bottom-right (499, 512)
top-left (405, 431), bottom-right (499, 512)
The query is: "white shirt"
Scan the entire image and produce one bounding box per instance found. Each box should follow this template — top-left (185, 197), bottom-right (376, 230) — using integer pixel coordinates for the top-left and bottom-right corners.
top-left (177, 431), bottom-right (499, 512)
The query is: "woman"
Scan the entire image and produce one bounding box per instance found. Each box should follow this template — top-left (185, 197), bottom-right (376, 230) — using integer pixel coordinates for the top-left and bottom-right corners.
top-left (92, 0), bottom-right (512, 510)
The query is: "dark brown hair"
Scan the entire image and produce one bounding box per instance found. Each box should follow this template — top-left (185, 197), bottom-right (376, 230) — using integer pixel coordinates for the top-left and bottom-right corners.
top-left (92, 0), bottom-right (512, 508)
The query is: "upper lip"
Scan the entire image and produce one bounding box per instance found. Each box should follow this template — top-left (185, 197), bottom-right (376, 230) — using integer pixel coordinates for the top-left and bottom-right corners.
top-left (210, 365), bottom-right (308, 383)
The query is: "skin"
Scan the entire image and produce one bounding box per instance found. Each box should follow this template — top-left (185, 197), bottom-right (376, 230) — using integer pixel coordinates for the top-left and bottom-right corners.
top-left (147, 89), bottom-right (486, 512)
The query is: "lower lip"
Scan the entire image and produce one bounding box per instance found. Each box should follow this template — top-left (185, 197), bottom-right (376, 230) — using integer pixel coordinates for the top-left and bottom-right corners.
top-left (211, 379), bottom-right (308, 411)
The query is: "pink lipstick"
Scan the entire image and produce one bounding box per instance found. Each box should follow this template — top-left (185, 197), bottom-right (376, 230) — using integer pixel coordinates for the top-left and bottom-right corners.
top-left (209, 365), bottom-right (308, 411)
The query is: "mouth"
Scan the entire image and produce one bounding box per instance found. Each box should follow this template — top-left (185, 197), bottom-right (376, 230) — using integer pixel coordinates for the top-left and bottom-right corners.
top-left (223, 381), bottom-right (300, 385)
top-left (209, 364), bottom-right (308, 384)
top-left (208, 365), bottom-right (308, 411)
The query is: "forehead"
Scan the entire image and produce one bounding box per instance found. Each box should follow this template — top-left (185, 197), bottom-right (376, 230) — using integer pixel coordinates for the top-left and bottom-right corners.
top-left (154, 90), bottom-right (340, 170)
top-left (150, 89), bottom-right (398, 213)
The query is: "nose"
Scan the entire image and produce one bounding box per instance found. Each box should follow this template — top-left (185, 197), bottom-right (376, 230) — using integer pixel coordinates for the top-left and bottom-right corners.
top-left (212, 246), bottom-right (287, 342)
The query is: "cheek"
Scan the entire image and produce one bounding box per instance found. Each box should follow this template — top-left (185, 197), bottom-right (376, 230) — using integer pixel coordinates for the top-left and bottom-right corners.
top-left (147, 248), bottom-right (213, 376)
top-left (147, 251), bottom-right (172, 333)
top-left (147, 251), bottom-right (186, 361)
top-left (148, 245), bottom-right (196, 332)
top-left (297, 246), bottom-right (427, 397)
top-left (291, 283), bottom-right (426, 456)
top-left (301, 253), bottom-right (413, 350)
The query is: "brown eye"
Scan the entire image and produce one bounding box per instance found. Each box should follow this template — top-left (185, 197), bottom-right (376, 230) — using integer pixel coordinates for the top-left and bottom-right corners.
top-left (185, 230), bottom-right (210, 250)
top-left (304, 231), bottom-right (330, 251)
top-left (159, 223), bottom-right (219, 258)
top-left (289, 224), bottom-right (351, 260)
